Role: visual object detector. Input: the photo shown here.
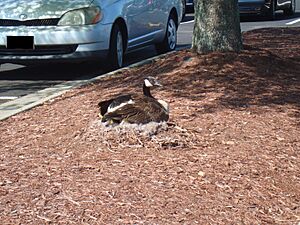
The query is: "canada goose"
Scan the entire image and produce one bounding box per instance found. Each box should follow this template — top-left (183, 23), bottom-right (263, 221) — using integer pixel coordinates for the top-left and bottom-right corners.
top-left (98, 77), bottom-right (169, 125)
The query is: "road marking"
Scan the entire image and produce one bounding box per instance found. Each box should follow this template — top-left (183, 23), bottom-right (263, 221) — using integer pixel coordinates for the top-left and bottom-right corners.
top-left (0, 96), bottom-right (18, 100)
top-left (286, 18), bottom-right (300, 25)
top-left (181, 20), bottom-right (194, 25)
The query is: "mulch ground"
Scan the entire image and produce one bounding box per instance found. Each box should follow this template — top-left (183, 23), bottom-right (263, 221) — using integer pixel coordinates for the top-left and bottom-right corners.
top-left (0, 27), bottom-right (299, 224)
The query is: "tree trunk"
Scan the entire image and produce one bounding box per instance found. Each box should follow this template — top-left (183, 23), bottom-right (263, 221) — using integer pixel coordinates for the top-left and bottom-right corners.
top-left (192, 0), bottom-right (242, 54)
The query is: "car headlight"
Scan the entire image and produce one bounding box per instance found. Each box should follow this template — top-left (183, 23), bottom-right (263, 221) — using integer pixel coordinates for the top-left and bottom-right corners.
top-left (58, 7), bottom-right (102, 26)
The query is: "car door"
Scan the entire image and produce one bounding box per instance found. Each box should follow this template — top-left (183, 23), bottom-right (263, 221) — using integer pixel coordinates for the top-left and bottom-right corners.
top-left (125, 0), bottom-right (156, 49)
top-left (150, 0), bottom-right (167, 38)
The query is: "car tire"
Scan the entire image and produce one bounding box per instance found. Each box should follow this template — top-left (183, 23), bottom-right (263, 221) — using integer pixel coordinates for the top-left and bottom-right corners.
top-left (265, 0), bottom-right (276, 20)
top-left (155, 14), bottom-right (177, 55)
top-left (107, 24), bottom-right (124, 71)
top-left (283, 0), bottom-right (295, 16)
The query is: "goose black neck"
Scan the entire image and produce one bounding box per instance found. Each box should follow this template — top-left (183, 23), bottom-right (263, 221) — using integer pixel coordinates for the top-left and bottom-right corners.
top-left (143, 83), bottom-right (153, 98)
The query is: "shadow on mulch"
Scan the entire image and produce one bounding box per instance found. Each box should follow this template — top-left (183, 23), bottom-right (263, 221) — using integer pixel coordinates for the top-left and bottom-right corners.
top-left (126, 28), bottom-right (300, 121)
top-left (74, 27), bottom-right (299, 124)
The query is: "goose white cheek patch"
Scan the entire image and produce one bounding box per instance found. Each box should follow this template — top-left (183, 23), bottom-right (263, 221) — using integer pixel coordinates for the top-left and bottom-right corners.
top-left (144, 79), bottom-right (153, 87)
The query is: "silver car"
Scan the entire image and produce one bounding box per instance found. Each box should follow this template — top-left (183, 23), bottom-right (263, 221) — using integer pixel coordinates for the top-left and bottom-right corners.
top-left (0, 0), bottom-right (182, 69)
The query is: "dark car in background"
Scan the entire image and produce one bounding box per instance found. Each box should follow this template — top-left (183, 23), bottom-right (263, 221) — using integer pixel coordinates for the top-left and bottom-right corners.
top-left (239, 0), bottom-right (296, 19)
top-left (186, 0), bottom-right (194, 11)
top-left (182, 0), bottom-right (296, 20)
top-left (182, 0), bottom-right (194, 18)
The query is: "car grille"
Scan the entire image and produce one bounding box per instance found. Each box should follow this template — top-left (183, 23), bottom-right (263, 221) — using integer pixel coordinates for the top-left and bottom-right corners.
top-left (0, 19), bottom-right (60, 26)
top-left (0, 45), bottom-right (78, 56)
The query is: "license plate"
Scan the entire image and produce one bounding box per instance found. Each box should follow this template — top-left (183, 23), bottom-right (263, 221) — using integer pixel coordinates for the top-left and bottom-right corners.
top-left (6, 36), bottom-right (34, 49)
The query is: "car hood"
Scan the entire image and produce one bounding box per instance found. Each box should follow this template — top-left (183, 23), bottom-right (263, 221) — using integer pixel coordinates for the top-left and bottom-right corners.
top-left (0, 0), bottom-right (94, 20)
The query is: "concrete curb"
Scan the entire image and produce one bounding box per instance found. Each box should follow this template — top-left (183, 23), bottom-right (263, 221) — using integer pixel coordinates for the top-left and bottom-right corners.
top-left (0, 51), bottom-right (175, 121)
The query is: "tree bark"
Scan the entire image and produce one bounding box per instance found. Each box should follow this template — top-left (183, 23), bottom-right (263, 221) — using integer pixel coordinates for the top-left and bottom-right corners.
top-left (192, 0), bottom-right (242, 54)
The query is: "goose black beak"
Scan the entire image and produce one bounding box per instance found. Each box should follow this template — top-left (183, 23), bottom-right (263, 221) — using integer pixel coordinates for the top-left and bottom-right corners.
top-left (154, 80), bottom-right (162, 87)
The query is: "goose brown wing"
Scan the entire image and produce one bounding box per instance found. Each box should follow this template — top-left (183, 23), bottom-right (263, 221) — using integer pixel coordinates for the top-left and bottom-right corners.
top-left (136, 97), bottom-right (169, 122)
top-left (108, 95), bottom-right (133, 110)
top-left (98, 94), bottom-right (133, 116)
top-left (102, 105), bottom-right (151, 124)
top-left (102, 96), bottom-right (169, 124)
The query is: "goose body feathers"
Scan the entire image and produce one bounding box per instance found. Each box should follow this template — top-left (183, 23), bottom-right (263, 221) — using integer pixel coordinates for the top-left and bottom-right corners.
top-left (102, 95), bottom-right (169, 124)
top-left (98, 77), bottom-right (169, 125)
top-left (98, 94), bottom-right (133, 116)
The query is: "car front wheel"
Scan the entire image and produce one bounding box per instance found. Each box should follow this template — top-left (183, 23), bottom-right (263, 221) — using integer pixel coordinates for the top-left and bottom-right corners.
top-left (107, 24), bottom-right (124, 71)
top-left (155, 15), bottom-right (177, 54)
